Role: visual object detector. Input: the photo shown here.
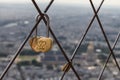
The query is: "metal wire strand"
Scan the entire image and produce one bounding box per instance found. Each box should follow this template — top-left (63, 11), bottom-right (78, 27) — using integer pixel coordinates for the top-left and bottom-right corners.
top-left (98, 32), bottom-right (120, 80)
top-left (31, 0), bottom-right (81, 79)
top-left (0, 0), bottom-right (54, 79)
top-left (60, 0), bottom-right (105, 79)
top-left (89, 0), bottom-right (120, 78)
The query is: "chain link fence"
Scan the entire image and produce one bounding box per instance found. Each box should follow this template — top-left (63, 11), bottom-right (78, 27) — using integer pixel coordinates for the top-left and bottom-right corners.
top-left (0, 0), bottom-right (120, 80)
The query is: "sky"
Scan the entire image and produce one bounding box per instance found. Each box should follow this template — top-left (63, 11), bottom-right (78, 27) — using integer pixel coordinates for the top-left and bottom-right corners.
top-left (0, 0), bottom-right (120, 7)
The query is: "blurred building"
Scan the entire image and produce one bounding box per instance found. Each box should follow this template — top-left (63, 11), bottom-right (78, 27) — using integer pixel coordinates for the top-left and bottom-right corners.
top-left (80, 41), bottom-right (98, 67)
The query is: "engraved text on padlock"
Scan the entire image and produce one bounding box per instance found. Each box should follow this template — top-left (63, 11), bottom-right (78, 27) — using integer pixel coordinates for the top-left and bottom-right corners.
top-left (29, 37), bottom-right (53, 53)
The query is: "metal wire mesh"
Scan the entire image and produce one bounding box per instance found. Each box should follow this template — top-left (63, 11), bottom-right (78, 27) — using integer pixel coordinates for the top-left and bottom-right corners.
top-left (0, 0), bottom-right (120, 80)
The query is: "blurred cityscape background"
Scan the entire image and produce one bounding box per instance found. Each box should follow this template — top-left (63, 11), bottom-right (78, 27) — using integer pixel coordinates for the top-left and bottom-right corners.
top-left (0, 0), bottom-right (120, 80)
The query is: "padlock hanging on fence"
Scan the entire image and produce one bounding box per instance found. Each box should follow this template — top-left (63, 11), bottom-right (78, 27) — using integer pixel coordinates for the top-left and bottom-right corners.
top-left (61, 63), bottom-right (71, 72)
top-left (29, 14), bottom-right (53, 53)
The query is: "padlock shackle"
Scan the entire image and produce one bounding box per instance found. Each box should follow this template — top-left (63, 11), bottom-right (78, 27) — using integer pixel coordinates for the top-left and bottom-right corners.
top-left (35, 14), bottom-right (50, 37)
top-left (35, 15), bottom-right (40, 37)
top-left (43, 14), bottom-right (50, 37)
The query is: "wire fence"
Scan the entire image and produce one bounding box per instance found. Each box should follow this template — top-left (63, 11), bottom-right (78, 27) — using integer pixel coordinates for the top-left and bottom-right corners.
top-left (0, 0), bottom-right (120, 80)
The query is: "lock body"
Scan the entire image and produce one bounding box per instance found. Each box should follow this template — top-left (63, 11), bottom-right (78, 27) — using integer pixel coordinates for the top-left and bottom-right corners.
top-left (29, 36), bottom-right (53, 53)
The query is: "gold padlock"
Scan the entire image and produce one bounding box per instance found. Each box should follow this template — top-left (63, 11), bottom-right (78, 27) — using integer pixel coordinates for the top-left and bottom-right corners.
top-left (37, 37), bottom-right (53, 52)
top-left (29, 14), bottom-right (53, 53)
top-left (61, 63), bottom-right (71, 72)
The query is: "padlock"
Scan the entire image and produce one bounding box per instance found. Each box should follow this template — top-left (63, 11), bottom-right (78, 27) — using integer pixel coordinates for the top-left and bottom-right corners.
top-left (29, 14), bottom-right (53, 53)
top-left (61, 63), bottom-right (71, 72)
